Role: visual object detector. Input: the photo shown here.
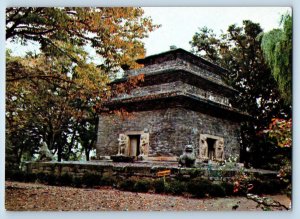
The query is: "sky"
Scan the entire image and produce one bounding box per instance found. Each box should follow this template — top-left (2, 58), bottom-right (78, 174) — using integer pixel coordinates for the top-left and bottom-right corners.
top-left (6, 7), bottom-right (291, 57)
top-left (142, 7), bottom-right (291, 56)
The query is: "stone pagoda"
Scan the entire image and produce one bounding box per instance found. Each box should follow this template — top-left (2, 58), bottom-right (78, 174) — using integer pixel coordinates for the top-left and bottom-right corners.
top-left (96, 48), bottom-right (248, 163)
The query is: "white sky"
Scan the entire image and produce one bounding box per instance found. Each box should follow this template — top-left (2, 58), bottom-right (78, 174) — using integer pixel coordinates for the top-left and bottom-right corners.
top-left (6, 7), bottom-right (291, 57)
top-left (142, 7), bottom-right (291, 56)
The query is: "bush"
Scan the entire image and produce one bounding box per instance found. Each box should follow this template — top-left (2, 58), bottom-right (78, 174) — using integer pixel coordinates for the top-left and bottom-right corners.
top-left (59, 173), bottom-right (73, 186)
top-left (101, 174), bottom-right (116, 186)
top-left (133, 179), bottom-right (151, 193)
top-left (25, 173), bottom-right (37, 182)
top-left (119, 178), bottom-right (137, 192)
top-left (220, 182), bottom-right (235, 196)
top-left (73, 177), bottom-right (83, 188)
top-left (249, 179), bottom-right (283, 195)
top-left (209, 183), bottom-right (226, 197)
top-left (165, 180), bottom-right (187, 195)
top-left (83, 173), bottom-right (102, 187)
top-left (7, 170), bottom-right (26, 182)
top-left (45, 174), bottom-right (58, 185)
top-left (187, 177), bottom-right (212, 198)
top-left (36, 172), bottom-right (47, 183)
top-left (153, 179), bottom-right (166, 193)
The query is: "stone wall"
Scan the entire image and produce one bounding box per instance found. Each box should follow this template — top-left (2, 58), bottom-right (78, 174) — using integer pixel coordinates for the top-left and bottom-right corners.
top-left (24, 161), bottom-right (278, 182)
top-left (126, 59), bottom-right (226, 87)
top-left (96, 107), bottom-right (240, 161)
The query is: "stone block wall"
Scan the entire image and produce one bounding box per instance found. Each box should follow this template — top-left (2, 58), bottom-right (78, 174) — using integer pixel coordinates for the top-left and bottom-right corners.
top-left (23, 161), bottom-right (278, 183)
top-left (126, 59), bottom-right (225, 86)
top-left (115, 81), bottom-right (230, 107)
top-left (96, 107), bottom-right (240, 161)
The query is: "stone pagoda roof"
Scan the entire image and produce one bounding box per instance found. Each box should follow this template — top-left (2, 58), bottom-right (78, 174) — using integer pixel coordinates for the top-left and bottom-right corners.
top-left (107, 48), bottom-right (249, 121)
top-left (136, 48), bottom-right (228, 77)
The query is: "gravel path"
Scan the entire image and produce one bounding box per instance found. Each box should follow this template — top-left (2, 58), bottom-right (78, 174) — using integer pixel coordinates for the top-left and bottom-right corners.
top-left (5, 181), bottom-right (290, 211)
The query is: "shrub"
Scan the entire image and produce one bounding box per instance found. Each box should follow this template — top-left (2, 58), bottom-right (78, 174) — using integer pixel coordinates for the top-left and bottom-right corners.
top-left (101, 174), bottom-right (116, 186)
top-left (83, 173), bottom-right (102, 187)
top-left (220, 182), bottom-right (234, 196)
top-left (36, 172), bottom-right (47, 183)
top-left (209, 183), bottom-right (226, 197)
top-left (73, 177), bottom-right (83, 188)
top-left (264, 179), bottom-right (283, 194)
top-left (165, 180), bottom-right (187, 195)
top-left (25, 173), bottom-right (37, 182)
top-left (59, 173), bottom-right (73, 186)
top-left (249, 179), bottom-right (283, 195)
top-left (46, 174), bottom-right (58, 185)
top-left (133, 179), bottom-right (151, 193)
top-left (153, 179), bottom-right (166, 193)
top-left (119, 178), bottom-right (137, 192)
top-left (8, 171), bottom-right (26, 182)
top-left (187, 177), bottom-right (212, 198)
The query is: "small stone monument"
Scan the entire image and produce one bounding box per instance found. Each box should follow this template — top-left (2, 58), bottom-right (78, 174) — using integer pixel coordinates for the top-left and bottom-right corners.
top-left (214, 139), bottom-right (225, 161)
top-left (37, 141), bottom-right (53, 161)
top-left (117, 134), bottom-right (128, 155)
top-left (178, 144), bottom-right (196, 167)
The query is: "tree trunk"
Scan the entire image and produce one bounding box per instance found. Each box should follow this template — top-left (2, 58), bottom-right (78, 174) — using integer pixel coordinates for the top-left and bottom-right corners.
top-left (57, 145), bottom-right (62, 162)
top-left (85, 148), bottom-right (90, 161)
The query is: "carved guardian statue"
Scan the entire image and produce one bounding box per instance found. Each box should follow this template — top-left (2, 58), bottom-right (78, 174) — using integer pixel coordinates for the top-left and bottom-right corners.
top-left (178, 144), bottom-right (196, 167)
top-left (117, 134), bottom-right (128, 155)
top-left (199, 135), bottom-right (208, 159)
top-left (214, 139), bottom-right (224, 161)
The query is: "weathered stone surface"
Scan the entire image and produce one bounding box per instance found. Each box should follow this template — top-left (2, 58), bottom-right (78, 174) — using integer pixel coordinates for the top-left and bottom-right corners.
top-left (96, 107), bottom-right (240, 160)
top-left (96, 48), bottom-right (246, 162)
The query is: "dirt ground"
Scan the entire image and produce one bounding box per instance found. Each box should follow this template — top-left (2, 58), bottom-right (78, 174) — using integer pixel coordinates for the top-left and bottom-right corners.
top-left (5, 181), bottom-right (290, 211)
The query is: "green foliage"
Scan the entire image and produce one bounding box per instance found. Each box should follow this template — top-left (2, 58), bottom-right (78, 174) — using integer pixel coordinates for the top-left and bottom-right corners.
top-left (220, 182), bottom-right (235, 196)
top-left (153, 178), bottom-right (166, 193)
top-left (187, 177), bottom-right (212, 198)
top-left (133, 179), bottom-right (152, 193)
top-left (209, 183), bottom-right (226, 197)
top-left (264, 118), bottom-right (292, 148)
top-left (59, 173), bottom-right (73, 186)
top-left (82, 173), bottom-right (102, 187)
top-left (101, 174), bottom-right (117, 186)
top-left (261, 14), bottom-right (292, 105)
top-left (6, 7), bottom-right (159, 70)
top-left (119, 178), bottom-right (137, 192)
top-left (190, 19), bottom-right (291, 168)
top-left (165, 180), bottom-right (187, 195)
top-left (6, 7), bottom-right (159, 164)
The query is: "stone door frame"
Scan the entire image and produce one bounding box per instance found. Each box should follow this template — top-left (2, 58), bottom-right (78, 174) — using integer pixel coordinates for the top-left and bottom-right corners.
top-left (199, 134), bottom-right (224, 161)
top-left (122, 131), bottom-right (149, 158)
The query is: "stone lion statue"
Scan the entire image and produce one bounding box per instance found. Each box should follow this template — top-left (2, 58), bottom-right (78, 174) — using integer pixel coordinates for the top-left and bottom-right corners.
top-left (38, 141), bottom-right (53, 161)
top-left (178, 144), bottom-right (196, 167)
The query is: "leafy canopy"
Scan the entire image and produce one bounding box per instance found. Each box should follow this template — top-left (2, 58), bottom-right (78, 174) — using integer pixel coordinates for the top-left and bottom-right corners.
top-left (6, 7), bottom-right (159, 164)
top-left (261, 14), bottom-right (292, 105)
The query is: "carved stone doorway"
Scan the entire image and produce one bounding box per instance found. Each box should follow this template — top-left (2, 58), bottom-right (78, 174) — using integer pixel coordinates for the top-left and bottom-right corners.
top-left (207, 138), bottom-right (216, 160)
top-left (128, 135), bottom-right (141, 156)
top-left (199, 134), bottom-right (225, 161)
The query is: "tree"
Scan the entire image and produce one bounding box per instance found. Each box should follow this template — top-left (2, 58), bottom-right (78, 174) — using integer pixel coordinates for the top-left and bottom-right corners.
top-left (6, 7), bottom-right (159, 71)
top-left (6, 7), bottom-right (158, 165)
top-left (261, 14), bottom-right (292, 105)
top-left (190, 20), bottom-right (291, 168)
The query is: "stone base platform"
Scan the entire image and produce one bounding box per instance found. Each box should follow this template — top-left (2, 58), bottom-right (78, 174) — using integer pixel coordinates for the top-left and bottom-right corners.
top-left (23, 160), bottom-right (278, 182)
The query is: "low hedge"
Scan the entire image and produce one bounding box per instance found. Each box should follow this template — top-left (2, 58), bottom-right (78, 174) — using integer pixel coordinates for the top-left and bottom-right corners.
top-left (6, 170), bottom-right (285, 198)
